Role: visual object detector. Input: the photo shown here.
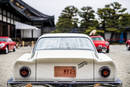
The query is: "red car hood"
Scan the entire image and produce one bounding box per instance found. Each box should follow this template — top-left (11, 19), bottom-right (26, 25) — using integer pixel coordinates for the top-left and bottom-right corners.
top-left (93, 41), bottom-right (108, 47)
top-left (0, 41), bottom-right (6, 44)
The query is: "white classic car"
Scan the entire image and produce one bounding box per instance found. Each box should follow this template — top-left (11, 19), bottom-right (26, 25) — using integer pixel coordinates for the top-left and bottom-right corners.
top-left (8, 33), bottom-right (122, 87)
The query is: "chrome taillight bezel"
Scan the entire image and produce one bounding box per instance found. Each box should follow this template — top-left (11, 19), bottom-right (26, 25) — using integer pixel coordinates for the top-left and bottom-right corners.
top-left (19, 66), bottom-right (31, 78)
top-left (99, 66), bottom-right (111, 78)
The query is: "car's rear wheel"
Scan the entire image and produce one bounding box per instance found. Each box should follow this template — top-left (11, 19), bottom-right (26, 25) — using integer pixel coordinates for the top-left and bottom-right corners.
top-left (4, 46), bottom-right (9, 54)
top-left (106, 49), bottom-right (109, 53)
top-left (127, 45), bottom-right (130, 50)
top-left (13, 46), bottom-right (16, 52)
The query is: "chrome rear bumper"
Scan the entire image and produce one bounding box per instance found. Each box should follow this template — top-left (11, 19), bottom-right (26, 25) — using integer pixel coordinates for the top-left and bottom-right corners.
top-left (7, 78), bottom-right (122, 87)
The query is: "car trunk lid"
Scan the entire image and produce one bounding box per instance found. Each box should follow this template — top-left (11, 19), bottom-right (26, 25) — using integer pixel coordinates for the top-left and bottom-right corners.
top-left (35, 50), bottom-right (95, 81)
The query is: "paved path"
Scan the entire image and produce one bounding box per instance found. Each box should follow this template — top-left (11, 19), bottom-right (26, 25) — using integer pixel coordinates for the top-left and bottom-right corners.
top-left (0, 47), bottom-right (33, 87)
top-left (107, 45), bottom-right (130, 87)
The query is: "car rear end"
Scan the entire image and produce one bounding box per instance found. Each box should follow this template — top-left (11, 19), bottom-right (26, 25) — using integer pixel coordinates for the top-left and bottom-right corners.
top-left (7, 51), bottom-right (122, 87)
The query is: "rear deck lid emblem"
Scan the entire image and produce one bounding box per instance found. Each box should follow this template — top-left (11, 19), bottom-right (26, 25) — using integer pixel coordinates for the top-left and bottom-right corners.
top-left (78, 61), bottom-right (88, 69)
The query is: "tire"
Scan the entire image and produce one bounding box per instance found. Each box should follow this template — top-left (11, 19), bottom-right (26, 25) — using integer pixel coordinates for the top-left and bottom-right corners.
top-left (106, 49), bottom-right (109, 53)
top-left (127, 45), bottom-right (130, 50)
top-left (126, 43), bottom-right (128, 47)
top-left (13, 46), bottom-right (16, 52)
top-left (4, 47), bottom-right (9, 54)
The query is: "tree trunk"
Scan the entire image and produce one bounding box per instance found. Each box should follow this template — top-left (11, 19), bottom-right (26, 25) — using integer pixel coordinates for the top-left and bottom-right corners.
top-left (102, 20), bottom-right (106, 40)
top-left (102, 31), bottom-right (106, 40)
top-left (110, 32), bottom-right (114, 44)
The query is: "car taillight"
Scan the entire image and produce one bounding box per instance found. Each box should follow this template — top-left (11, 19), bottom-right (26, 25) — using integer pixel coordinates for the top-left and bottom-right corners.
top-left (100, 66), bottom-right (110, 78)
top-left (20, 66), bottom-right (31, 78)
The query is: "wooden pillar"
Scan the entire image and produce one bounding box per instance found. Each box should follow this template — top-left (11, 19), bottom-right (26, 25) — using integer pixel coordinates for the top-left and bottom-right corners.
top-left (31, 41), bottom-right (34, 47)
top-left (31, 29), bottom-right (33, 40)
top-left (22, 41), bottom-right (24, 47)
top-left (41, 22), bottom-right (44, 35)
top-left (0, 23), bottom-right (2, 36)
top-left (8, 24), bottom-right (10, 37)
top-left (31, 22), bottom-right (34, 41)
top-left (15, 25), bottom-right (17, 40)
top-left (41, 27), bottom-right (43, 35)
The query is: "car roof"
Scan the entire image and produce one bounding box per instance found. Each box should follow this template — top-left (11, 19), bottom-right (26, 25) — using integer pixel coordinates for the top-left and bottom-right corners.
top-left (90, 36), bottom-right (102, 38)
top-left (0, 36), bottom-right (9, 38)
top-left (39, 33), bottom-right (90, 38)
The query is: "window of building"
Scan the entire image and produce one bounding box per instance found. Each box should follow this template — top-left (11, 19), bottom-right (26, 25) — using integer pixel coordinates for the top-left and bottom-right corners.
top-left (0, 8), bottom-right (1, 14)
top-left (11, 19), bottom-right (13, 24)
top-left (3, 10), bottom-right (6, 16)
top-left (0, 14), bottom-right (2, 21)
top-left (14, 16), bottom-right (17, 20)
top-left (7, 18), bottom-right (10, 23)
top-left (11, 14), bottom-right (13, 19)
top-left (7, 12), bottom-right (10, 18)
top-left (14, 20), bottom-right (16, 24)
top-left (3, 16), bottom-right (6, 22)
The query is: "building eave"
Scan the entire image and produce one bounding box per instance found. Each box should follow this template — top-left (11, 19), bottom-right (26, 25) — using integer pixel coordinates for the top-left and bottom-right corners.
top-left (0, 0), bottom-right (55, 27)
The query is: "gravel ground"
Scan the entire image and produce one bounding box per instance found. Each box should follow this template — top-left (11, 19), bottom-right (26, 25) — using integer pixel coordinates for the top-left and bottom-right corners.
top-left (0, 47), bottom-right (33, 87)
top-left (107, 45), bottom-right (130, 87)
top-left (0, 45), bottom-right (129, 87)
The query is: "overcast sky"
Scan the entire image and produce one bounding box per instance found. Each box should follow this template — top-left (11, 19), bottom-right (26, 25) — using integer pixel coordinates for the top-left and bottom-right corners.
top-left (23, 0), bottom-right (130, 23)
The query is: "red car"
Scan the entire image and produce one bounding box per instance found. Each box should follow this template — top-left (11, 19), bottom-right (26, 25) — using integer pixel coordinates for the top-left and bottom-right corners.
top-left (0, 37), bottom-right (16, 54)
top-left (126, 40), bottom-right (130, 50)
top-left (91, 36), bottom-right (110, 53)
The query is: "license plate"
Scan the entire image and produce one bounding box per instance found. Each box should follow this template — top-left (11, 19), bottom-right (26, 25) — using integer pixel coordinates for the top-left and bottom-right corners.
top-left (54, 66), bottom-right (76, 77)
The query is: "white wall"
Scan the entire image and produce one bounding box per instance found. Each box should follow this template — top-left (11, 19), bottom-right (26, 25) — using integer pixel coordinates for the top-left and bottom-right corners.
top-left (21, 29), bottom-right (41, 38)
top-left (33, 29), bottom-right (41, 38)
top-left (105, 32), bottom-right (111, 41)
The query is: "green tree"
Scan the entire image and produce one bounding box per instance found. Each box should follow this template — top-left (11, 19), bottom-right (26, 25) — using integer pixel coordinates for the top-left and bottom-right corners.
top-left (79, 6), bottom-right (98, 29)
top-left (61, 5), bottom-right (78, 19)
top-left (120, 13), bottom-right (130, 28)
top-left (97, 2), bottom-right (127, 41)
top-left (55, 6), bottom-right (78, 33)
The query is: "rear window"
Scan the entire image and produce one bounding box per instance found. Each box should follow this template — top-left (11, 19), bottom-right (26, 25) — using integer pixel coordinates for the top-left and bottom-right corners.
top-left (0, 38), bottom-right (7, 42)
top-left (35, 37), bottom-right (95, 51)
top-left (91, 37), bottom-right (104, 41)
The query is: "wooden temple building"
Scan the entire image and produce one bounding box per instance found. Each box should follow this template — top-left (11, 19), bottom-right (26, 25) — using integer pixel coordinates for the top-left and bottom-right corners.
top-left (0, 0), bottom-right (55, 41)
